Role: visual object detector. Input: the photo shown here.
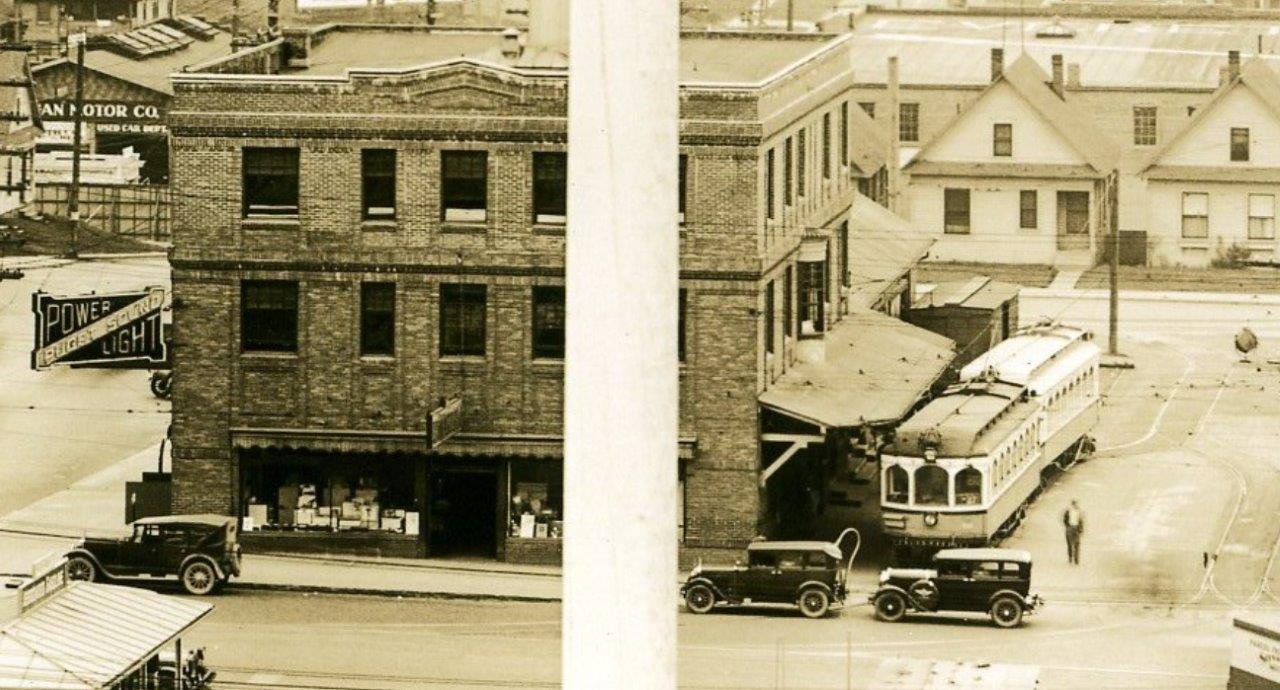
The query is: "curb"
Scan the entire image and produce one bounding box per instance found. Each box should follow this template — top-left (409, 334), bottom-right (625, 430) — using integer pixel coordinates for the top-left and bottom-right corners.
top-left (248, 552), bottom-right (561, 578)
top-left (232, 581), bottom-right (561, 603)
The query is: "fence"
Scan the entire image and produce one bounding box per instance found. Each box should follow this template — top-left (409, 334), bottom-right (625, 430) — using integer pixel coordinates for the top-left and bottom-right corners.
top-left (32, 183), bottom-right (171, 240)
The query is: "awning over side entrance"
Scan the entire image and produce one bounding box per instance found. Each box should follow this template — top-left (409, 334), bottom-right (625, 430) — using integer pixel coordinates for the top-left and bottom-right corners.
top-left (847, 194), bottom-right (936, 310)
top-left (759, 309), bottom-right (956, 429)
top-left (0, 582), bottom-right (212, 690)
top-left (435, 433), bottom-right (699, 461)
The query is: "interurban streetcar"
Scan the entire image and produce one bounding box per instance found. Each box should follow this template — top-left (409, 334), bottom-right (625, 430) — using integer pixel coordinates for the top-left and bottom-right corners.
top-left (880, 323), bottom-right (1100, 562)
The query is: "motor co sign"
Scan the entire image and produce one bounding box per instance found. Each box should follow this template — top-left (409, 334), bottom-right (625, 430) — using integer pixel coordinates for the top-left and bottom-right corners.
top-left (38, 100), bottom-right (165, 123)
top-left (31, 287), bottom-right (167, 370)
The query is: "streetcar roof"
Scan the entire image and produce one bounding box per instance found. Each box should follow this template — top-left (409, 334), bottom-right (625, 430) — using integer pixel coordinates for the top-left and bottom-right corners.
top-left (961, 324), bottom-right (1090, 385)
top-left (935, 548), bottom-right (1032, 564)
top-left (886, 381), bottom-right (1038, 457)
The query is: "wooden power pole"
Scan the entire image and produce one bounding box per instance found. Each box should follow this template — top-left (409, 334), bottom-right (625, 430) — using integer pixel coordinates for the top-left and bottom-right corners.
top-left (67, 35), bottom-right (84, 258)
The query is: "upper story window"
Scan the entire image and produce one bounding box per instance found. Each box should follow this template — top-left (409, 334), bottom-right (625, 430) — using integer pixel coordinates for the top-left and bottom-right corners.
top-left (821, 113), bottom-right (831, 180)
top-left (360, 282), bottom-right (395, 356)
top-left (242, 147), bottom-right (299, 218)
top-left (783, 136), bottom-right (793, 207)
top-left (944, 188), bottom-right (971, 234)
top-left (532, 152), bottom-right (566, 225)
top-left (1019, 190), bottom-right (1037, 229)
top-left (361, 149), bottom-right (396, 220)
top-left (797, 128), bottom-right (807, 197)
top-left (678, 154), bottom-right (688, 222)
top-left (531, 286), bottom-right (565, 359)
top-left (440, 283), bottom-right (487, 356)
top-left (1231, 127), bottom-right (1250, 162)
top-left (1181, 192), bottom-right (1209, 239)
top-left (35, 1), bottom-right (51, 22)
top-left (899, 102), bottom-right (920, 143)
top-left (993, 123), bottom-right (1012, 157)
top-left (798, 260), bottom-right (825, 335)
top-left (764, 280), bottom-right (775, 355)
top-left (241, 280), bottom-right (298, 353)
top-left (1249, 193), bottom-right (1275, 240)
top-left (678, 288), bottom-right (688, 363)
top-left (441, 150), bottom-right (488, 222)
top-left (1133, 106), bottom-right (1157, 146)
top-left (783, 265), bottom-right (793, 338)
top-left (840, 102), bottom-right (850, 167)
top-left (766, 148), bottom-right (776, 220)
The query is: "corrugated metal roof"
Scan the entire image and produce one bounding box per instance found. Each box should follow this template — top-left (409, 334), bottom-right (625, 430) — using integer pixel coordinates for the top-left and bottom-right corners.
top-left (0, 582), bottom-right (212, 690)
top-left (848, 13), bottom-right (1278, 88)
top-left (758, 309), bottom-right (956, 428)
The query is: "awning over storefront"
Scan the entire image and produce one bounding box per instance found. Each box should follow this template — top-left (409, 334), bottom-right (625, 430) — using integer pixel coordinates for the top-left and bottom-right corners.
top-left (0, 582), bottom-right (212, 690)
top-left (435, 433), bottom-right (698, 461)
top-left (231, 427), bottom-right (428, 455)
top-left (847, 194), bottom-right (936, 310)
top-left (759, 309), bottom-right (956, 429)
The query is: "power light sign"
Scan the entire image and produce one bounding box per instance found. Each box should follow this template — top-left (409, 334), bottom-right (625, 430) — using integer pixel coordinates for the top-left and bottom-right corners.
top-left (31, 287), bottom-right (167, 370)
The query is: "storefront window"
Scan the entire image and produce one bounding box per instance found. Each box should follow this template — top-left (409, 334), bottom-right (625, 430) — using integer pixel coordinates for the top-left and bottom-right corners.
top-left (508, 460), bottom-right (563, 539)
top-left (913, 465), bottom-right (949, 506)
top-left (955, 467), bottom-right (983, 506)
top-left (885, 464), bottom-right (909, 504)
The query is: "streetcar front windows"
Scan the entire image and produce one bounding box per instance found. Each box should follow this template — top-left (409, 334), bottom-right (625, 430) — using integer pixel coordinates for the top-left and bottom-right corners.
top-left (886, 465), bottom-right (909, 504)
top-left (914, 466), bottom-right (949, 506)
top-left (955, 467), bottom-right (983, 506)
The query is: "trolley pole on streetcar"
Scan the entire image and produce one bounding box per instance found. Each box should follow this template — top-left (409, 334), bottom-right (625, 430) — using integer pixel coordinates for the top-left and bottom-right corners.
top-left (564, 0), bottom-right (679, 687)
top-left (1108, 168), bottom-right (1120, 356)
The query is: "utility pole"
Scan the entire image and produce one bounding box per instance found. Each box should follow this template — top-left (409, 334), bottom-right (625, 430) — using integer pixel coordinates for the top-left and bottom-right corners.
top-left (1107, 169), bottom-right (1120, 355)
top-left (231, 0), bottom-right (240, 40)
top-left (786, 0), bottom-right (794, 31)
top-left (564, 0), bottom-right (678, 687)
top-left (67, 35), bottom-right (84, 259)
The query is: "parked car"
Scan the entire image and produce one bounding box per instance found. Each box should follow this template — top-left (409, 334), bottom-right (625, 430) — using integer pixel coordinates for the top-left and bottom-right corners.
top-left (870, 548), bottom-right (1042, 628)
top-left (65, 514), bottom-right (241, 595)
top-left (681, 529), bottom-right (860, 619)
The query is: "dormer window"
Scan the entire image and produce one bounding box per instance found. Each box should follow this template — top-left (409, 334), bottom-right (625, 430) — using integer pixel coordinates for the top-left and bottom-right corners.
top-left (993, 123), bottom-right (1013, 157)
top-left (1231, 127), bottom-right (1250, 162)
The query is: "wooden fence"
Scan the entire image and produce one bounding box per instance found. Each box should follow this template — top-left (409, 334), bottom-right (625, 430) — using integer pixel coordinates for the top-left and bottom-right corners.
top-left (32, 183), bottom-right (171, 240)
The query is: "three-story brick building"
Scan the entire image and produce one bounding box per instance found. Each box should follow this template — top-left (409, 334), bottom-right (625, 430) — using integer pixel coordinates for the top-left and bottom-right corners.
top-left (166, 20), bottom-right (949, 564)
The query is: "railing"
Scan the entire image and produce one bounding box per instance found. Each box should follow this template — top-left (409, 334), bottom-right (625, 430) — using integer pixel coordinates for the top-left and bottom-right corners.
top-left (0, 553), bottom-right (67, 623)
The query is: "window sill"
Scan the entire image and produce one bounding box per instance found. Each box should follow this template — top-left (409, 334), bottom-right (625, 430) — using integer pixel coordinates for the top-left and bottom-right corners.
top-left (242, 216), bottom-right (300, 230)
top-left (531, 357), bottom-right (565, 367)
top-left (440, 222), bottom-right (488, 235)
top-left (359, 355), bottom-right (396, 365)
top-left (1247, 238), bottom-right (1276, 246)
top-left (439, 355), bottom-right (488, 364)
top-left (361, 219), bottom-right (398, 231)
top-left (532, 224), bottom-right (566, 236)
top-left (240, 351), bottom-right (299, 361)
top-left (1179, 239), bottom-right (1210, 249)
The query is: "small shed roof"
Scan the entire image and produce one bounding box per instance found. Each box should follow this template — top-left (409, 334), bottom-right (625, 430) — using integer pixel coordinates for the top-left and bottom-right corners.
top-left (920, 277), bottom-right (1020, 311)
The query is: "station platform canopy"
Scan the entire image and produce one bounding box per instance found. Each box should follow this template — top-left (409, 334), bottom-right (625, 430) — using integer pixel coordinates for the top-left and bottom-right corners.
top-left (0, 581), bottom-right (212, 689)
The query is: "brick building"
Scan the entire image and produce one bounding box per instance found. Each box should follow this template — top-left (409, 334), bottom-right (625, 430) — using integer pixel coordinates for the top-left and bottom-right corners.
top-left (166, 20), bottom-right (947, 563)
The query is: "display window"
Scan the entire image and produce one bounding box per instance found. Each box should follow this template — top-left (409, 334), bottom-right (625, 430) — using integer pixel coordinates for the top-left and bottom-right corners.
top-left (240, 453), bottom-right (420, 536)
top-left (507, 460), bottom-right (563, 539)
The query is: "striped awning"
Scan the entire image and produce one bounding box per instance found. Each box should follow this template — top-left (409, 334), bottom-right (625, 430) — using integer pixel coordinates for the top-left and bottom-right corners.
top-left (231, 427), bottom-right (428, 455)
top-left (434, 433), bottom-right (698, 461)
top-left (0, 582), bottom-right (212, 689)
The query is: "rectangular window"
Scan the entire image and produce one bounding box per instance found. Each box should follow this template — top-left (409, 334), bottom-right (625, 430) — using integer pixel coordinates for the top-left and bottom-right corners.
top-left (1019, 190), bottom-right (1037, 229)
top-left (441, 150), bottom-right (488, 222)
top-left (1133, 106), bottom-right (1157, 146)
top-left (993, 123), bottom-right (1012, 157)
top-left (859, 101), bottom-right (875, 118)
top-left (1249, 193), bottom-right (1275, 240)
top-left (822, 113), bottom-right (831, 180)
top-left (766, 148), bottom-right (776, 220)
top-left (1231, 127), bottom-right (1250, 162)
top-left (35, 1), bottom-right (51, 22)
top-left (840, 102), bottom-right (849, 167)
top-left (678, 288), bottom-right (687, 363)
top-left (532, 152), bottom-right (566, 224)
top-left (361, 149), bottom-right (396, 220)
top-left (783, 137), bottom-right (793, 206)
top-left (242, 147), bottom-right (299, 217)
top-left (1181, 192), bottom-right (1209, 239)
top-left (783, 265), bottom-right (793, 337)
top-left (439, 283), bottom-right (487, 356)
top-left (765, 281), bottom-right (775, 355)
top-left (797, 129), bottom-right (807, 198)
top-left (838, 221), bottom-right (850, 287)
top-left (899, 102), bottom-right (919, 143)
top-left (944, 188), bottom-right (971, 234)
top-left (360, 282), bottom-right (395, 356)
top-left (241, 280), bottom-right (298, 353)
top-left (678, 153), bottom-right (688, 221)
top-left (531, 286), bottom-right (565, 359)
top-left (797, 261), bottom-right (825, 335)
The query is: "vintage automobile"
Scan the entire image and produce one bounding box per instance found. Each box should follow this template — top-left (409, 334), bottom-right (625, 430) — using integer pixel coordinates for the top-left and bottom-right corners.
top-left (870, 548), bottom-right (1042, 628)
top-left (64, 514), bottom-right (242, 595)
top-left (681, 529), bottom-right (860, 619)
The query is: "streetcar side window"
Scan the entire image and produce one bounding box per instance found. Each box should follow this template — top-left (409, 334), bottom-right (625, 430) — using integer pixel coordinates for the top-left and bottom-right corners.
top-left (954, 467), bottom-right (983, 505)
top-left (886, 465), bottom-right (909, 504)
top-left (914, 465), bottom-right (949, 506)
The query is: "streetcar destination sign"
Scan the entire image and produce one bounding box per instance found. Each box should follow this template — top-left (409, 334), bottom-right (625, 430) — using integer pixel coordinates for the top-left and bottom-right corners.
top-left (31, 287), bottom-right (166, 370)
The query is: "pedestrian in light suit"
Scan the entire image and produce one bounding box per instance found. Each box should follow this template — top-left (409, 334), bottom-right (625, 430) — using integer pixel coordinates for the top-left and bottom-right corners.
top-left (1063, 499), bottom-right (1084, 565)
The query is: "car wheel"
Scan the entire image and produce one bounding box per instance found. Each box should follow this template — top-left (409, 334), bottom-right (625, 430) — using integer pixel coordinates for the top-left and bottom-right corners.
top-left (873, 590), bottom-right (908, 622)
top-left (684, 583), bottom-right (716, 614)
top-left (181, 561), bottom-right (218, 596)
top-left (65, 556), bottom-right (97, 583)
top-left (798, 587), bottom-right (831, 619)
top-left (990, 595), bottom-right (1024, 628)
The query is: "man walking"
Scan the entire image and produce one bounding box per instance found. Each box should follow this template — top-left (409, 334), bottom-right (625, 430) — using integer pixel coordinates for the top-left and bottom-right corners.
top-left (1063, 499), bottom-right (1084, 565)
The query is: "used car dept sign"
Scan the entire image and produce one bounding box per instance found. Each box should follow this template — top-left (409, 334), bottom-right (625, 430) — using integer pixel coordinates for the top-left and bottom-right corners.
top-left (31, 287), bottom-right (166, 370)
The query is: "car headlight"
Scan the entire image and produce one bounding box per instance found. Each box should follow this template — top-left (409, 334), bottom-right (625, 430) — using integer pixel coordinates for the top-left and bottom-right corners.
top-left (689, 564), bottom-right (702, 578)
top-left (923, 512), bottom-right (939, 527)
top-left (878, 568), bottom-right (890, 584)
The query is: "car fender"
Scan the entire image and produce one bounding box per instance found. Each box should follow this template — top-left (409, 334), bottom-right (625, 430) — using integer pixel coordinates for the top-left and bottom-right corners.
top-left (870, 584), bottom-right (918, 610)
top-left (795, 580), bottom-right (833, 601)
top-left (987, 589), bottom-right (1030, 608)
top-left (681, 577), bottom-right (728, 602)
top-left (179, 553), bottom-right (226, 581)
top-left (64, 548), bottom-right (115, 579)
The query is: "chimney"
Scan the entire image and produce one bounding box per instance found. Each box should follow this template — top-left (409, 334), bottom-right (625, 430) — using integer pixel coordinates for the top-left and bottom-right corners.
top-left (990, 47), bottom-right (1004, 83)
top-left (527, 0), bottom-right (568, 54)
top-left (1229, 49), bottom-right (1241, 80)
top-left (501, 27), bottom-right (521, 59)
top-left (1051, 54), bottom-right (1064, 97)
top-left (1067, 63), bottom-right (1081, 88)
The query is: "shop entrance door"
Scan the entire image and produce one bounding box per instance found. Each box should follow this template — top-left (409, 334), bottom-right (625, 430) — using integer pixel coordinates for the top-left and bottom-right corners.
top-left (429, 470), bottom-right (497, 559)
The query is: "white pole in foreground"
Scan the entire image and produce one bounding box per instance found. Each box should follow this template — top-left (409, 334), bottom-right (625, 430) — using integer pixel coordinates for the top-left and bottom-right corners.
top-left (563, 0), bottom-right (680, 687)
